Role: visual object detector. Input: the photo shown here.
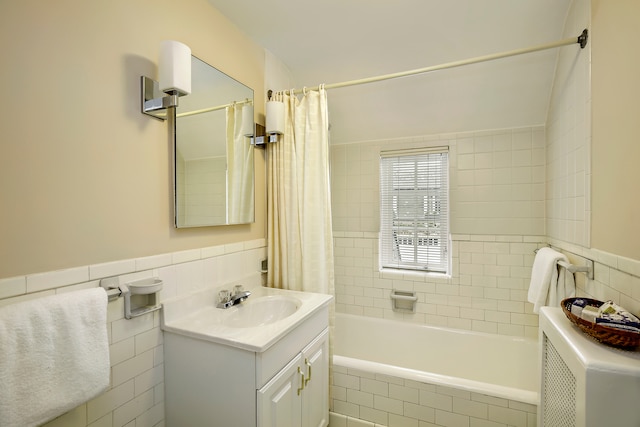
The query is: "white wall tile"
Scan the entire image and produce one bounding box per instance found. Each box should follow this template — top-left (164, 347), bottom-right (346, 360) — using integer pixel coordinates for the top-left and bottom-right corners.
top-left (1, 241), bottom-right (267, 427)
top-left (110, 337), bottom-right (136, 366)
top-left (87, 380), bottom-right (135, 424)
top-left (27, 267), bottom-right (89, 293)
top-left (172, 248), bottom-right (201, 264)
top-left (112, 349), bottom-right (155, 387)
top-left (90, 260), bottom-right (136, 281)
top-left (134, 364), bottom-right (164, 396)
top-left (0, 276), bottom-right (26, 298)
top-left (111, 312), bottom-right (154, 344)
top-left (112, 388), bottom-right (154, 427)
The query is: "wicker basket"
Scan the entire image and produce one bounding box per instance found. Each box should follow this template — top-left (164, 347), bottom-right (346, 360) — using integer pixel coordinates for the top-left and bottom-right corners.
top-left (561, 298), bottom-right (640, 349)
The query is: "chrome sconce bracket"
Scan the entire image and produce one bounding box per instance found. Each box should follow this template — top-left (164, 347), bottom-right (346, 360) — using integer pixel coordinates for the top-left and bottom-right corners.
top-left (251, 123), bottom-right (266, 148)
top-left (267, 133), bottom-right (282, 143)
top-left (141, 76), bottom-right (179, 121)
top-left (250, 124), bottom-right (281, 147)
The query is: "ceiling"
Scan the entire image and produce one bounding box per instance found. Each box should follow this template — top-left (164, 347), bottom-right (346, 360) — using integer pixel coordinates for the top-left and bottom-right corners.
top-left (207, 0), bottom-right (574, 144)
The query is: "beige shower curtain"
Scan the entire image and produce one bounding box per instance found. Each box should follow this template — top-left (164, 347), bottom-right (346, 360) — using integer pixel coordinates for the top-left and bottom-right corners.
top-left (266, 87), bottom-right (334, 295)
top-left (226, 104), bottom-right (254, 224)
top-left (266, 87), bottom-right (335, 410)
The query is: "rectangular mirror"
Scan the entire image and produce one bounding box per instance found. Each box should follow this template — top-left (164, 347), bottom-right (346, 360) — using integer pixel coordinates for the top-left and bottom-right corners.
top-left (174, 56), bottom-right (255, 227)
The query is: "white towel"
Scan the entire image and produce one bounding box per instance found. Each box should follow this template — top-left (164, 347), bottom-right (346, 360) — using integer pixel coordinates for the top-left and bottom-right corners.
top-left (549, 263), bottom-right (576, 310)
top-left (528, 247), bottom-right (575, 314)
top-left (0, 288), bottom-right (110, 427)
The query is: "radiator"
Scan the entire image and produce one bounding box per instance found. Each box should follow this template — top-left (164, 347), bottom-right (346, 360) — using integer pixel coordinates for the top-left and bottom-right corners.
top-left (539, 307), bottom-right (640, 427)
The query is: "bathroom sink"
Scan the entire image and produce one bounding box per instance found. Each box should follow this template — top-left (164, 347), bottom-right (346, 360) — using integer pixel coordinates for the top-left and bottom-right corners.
top-left (221, 295), bottom-right (301, 328)
top-left (161, 284), bottom-right (333, 352)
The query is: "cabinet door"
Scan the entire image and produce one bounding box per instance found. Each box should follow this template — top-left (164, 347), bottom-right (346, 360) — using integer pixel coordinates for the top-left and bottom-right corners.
top-left (301, 329), bottom-right (329, 427)
top-left (257, 353), bottom-right (303, 427)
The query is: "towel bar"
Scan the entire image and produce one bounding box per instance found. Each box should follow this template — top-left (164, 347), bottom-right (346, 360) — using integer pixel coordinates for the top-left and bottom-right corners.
top-left (534, 245), bottom-right (595, 280)
top-left (100, 277), bottom-right (129, 302)
top-left (105, 287), bottom-right (124, 301)
top-left (557, 259), bottom-right (594, 280)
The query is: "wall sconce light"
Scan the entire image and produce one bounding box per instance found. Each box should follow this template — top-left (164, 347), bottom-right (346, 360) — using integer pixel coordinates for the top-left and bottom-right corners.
top-left (265, 95), bottom-right (285, 143)
top-left (141, 40), bottom-right (191, 120)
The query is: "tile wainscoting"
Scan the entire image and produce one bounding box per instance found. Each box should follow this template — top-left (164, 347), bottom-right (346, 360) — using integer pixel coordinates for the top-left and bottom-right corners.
top-left (0, 239), bottom-right (266, 427)
top-left (334, 232), bottom-right (640, 339)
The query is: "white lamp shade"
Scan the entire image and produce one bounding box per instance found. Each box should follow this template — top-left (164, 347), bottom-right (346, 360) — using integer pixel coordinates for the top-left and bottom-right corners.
top-left (242, 105), bottom-right (254, 137)
top-left (159, 40), bottom-right (191, 96)
top-left (266, 100), bottom-right (285, 134)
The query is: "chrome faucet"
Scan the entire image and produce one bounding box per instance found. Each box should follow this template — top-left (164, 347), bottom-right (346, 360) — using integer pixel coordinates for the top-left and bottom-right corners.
top-left (216, 285), bottom-right (251, 309)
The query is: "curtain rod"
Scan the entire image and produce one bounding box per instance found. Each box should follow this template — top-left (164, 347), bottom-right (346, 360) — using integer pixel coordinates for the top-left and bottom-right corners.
top-left (176, 98), bottom-right (252, 118)
top-left (269, 29), bottom-right (588, 98)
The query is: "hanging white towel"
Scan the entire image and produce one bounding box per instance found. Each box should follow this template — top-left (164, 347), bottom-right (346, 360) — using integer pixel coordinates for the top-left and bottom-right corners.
top-left (528, 247), bottom-right (576, 313)
top-left (548, 264), bottom-right (576, 310)
top-left (0, 288), bottom-right (110, 427)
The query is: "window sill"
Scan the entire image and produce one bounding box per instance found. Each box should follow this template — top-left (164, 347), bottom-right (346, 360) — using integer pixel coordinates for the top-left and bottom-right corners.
top-left (379, 268), bottom-right (451, 282)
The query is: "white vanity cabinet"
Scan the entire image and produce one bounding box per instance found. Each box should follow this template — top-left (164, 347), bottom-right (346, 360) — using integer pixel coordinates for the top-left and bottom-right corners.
top-left (163, 298), bottom-right (330, 427)
top-left (258, 328), bottom-right (328, 427)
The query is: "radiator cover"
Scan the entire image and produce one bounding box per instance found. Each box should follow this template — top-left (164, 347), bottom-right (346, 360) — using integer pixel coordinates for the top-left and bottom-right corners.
top-left (539, 307), bottom-right (640, 427)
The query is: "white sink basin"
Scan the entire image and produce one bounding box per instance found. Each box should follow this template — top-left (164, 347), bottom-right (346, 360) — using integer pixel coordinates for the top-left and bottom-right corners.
top-left (221, 295), bottom-right (301, 328)
top-left (161, 285), bottom-right (333, 352)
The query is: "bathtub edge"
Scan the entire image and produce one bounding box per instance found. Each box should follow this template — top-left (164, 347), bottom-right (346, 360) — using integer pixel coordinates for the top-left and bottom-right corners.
top-left (333, 354), bottom-right (540, 406)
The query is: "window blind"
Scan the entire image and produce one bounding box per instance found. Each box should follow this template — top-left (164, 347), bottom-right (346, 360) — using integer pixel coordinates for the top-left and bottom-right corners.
top-left (380, 147), bottom-right (449, 273)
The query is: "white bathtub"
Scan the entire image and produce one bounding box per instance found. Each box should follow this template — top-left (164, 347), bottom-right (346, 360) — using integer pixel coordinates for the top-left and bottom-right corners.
top-left (333, 313), bottom-right (539, 405)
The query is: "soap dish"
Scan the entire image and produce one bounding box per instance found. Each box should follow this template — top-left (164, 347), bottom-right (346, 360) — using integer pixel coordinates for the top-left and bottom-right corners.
top-left (124, 278), bottom-right (163, 319)
top-left (128, 278), bottom-right (163, 295)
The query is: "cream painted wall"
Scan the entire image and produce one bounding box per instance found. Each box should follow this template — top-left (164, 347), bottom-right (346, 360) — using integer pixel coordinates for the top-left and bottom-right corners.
top-left (0, 0), bottom-right (266, 278)
top-left (591, 0), bottom-right (640, 261)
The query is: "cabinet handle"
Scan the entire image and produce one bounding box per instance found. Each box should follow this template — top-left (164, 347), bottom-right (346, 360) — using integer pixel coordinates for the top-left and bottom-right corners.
top-left (304, 358), bottom-right (312, 386)
top-left (297, 366), bottom-right (305, 396)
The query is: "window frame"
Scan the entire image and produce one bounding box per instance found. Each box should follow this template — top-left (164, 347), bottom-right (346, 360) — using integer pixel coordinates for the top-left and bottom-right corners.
top-left (379, 147), bottom-right (450, 274)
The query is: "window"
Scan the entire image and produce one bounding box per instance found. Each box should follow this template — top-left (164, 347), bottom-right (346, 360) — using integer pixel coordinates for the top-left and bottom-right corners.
top-left (380, 147), bottom-right (449, 273)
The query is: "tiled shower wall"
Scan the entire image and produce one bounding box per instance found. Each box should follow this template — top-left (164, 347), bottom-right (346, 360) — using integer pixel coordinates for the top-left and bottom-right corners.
top-left (0, 239), bottom-right (266, 427)
top-left (334, 232), bottom-right (545, 339)
top-left (331, 127), bottom-right (549, 339)
top-left (331, 122), bottom-right (640, 337)
top-left (331, 127), bottom-right (546, 236)
top-left (546, 0), bottom-right (591, 248)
